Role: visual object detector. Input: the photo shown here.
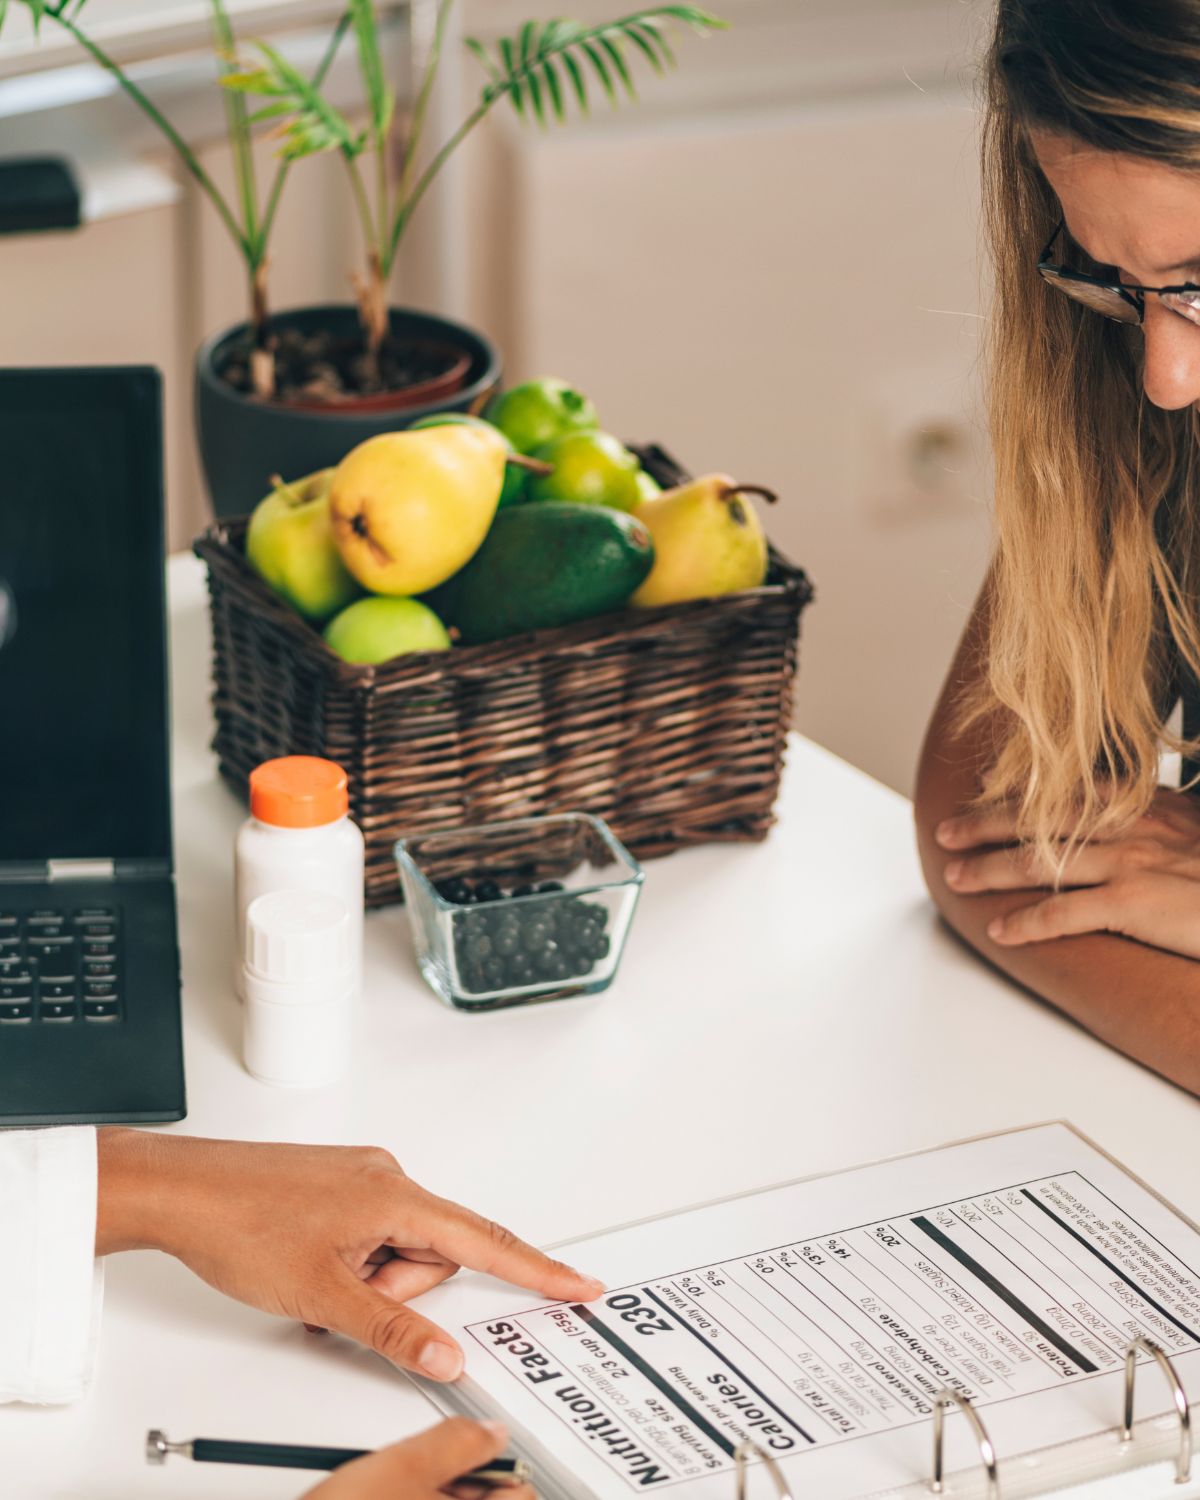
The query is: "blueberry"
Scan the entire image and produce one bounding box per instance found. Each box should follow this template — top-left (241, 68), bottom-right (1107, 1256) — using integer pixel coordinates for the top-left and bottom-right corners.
top-left (510, 884), bottom-right (535, 899)
top-left (435, 878), bottom-right (465, 903)
top-left (523, 918), bottom-right (551, 950)
top-left (463, 964), bottom-right (486, 994)
top-left (535, 946), bottom-right (560, 975)
top-left (507, 953), bottom-right (534, 985)
top-left (475, 878), bottom-right (502, 903)
top-left (591, 934), bottom-right (611, 960)
top-left (494, 924), bottom-right (520, 957)
top-left (548, 955), bottom-right (570, 980)
top-left (482, 956), bottom-right (506, 987)
top-left (538, 880), bottom-right (565, 894)
top-left (466, 934), bottom-right (493, 962)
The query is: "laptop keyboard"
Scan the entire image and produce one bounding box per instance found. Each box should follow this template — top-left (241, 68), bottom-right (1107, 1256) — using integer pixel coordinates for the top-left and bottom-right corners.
top-left (0, 907), bottom-right (122, 1025)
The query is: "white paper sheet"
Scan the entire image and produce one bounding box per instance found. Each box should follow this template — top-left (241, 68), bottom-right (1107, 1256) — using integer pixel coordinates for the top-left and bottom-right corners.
top-left (414, 1124), bottom-right (1200, 1500)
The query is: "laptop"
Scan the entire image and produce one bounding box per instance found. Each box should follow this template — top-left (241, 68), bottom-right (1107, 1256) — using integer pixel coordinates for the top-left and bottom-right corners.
top-left (0, 367), bottom-right (185, 1124)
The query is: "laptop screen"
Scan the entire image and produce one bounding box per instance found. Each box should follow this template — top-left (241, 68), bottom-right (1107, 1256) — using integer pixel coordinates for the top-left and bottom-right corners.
top-left (0, 368), bottom-right (171, 865)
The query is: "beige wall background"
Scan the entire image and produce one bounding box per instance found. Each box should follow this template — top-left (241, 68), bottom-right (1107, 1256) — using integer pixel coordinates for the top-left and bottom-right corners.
top-left (0, 0), bottom-right (995, 797)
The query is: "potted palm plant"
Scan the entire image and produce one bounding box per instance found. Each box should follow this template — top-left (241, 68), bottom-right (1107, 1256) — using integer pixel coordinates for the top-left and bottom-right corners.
top-left (5, 1), bottom-right (724, 516)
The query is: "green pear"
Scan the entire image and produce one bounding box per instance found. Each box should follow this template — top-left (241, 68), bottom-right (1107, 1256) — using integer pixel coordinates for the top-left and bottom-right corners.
top-left (323, 596), bottom-right (451, 664)
top-left (246, 470), bottom-right (360, 621)
top-left (630, 474), bottom-right (776, 608)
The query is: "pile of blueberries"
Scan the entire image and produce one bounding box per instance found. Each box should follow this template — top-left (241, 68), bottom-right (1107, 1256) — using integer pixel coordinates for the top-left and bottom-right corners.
top-left (435, 876), bottom-right (611, 996)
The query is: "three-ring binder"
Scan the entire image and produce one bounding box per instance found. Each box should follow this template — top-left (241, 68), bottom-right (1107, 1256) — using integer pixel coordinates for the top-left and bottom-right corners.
top-left (907, 1337), bottom-right (1194, 1498)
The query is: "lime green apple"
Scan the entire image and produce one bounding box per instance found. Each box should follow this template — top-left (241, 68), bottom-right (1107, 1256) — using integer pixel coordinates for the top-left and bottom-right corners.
top-left (485, 378), bottom-right (598, 455)
top-left (323, 597), bottom-right (451, 664)
top-left (635, 469), bottom-right (663, 503)
top-left (246, 470), bottom-right (360, 621)
top-left (409, 412), bottom-right (527, 507)
top-left (526, 430), bottom-right (642, 512)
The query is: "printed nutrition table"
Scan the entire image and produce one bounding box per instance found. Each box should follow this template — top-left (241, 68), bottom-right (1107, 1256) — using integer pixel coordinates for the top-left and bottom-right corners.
top-left (464, 1148), bottom-right (1200, 1493)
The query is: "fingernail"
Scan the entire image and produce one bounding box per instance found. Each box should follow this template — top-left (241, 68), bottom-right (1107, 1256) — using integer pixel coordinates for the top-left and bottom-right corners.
top-left (987, 918), bottom-right (1004, 941)
top-left (481, 1420), bottom-right (508, 1442)
top-left (572, 1268), bottom-right (606, 1295)
top-left (936, 820), bottom-right (956, 847)
top-left (944, 861), bottom-right (963, 886)
top-left (419, 1341), bottom-right (464, 1381)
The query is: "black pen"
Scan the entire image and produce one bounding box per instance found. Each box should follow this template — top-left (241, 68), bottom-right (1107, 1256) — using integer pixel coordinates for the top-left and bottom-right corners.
top-left (146, 1430), bottom-right (532, 1486)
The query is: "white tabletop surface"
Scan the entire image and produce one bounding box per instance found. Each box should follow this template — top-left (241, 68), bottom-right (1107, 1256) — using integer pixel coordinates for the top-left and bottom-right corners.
top-left (6, 553), bottom-right (1199, 1500)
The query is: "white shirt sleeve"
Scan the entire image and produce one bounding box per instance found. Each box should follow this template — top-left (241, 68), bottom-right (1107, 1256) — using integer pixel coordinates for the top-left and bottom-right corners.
top-left (0, 1126), bottom-right (104, 1404)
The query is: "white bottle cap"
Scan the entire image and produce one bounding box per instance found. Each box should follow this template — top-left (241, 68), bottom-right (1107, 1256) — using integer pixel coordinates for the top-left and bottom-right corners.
top-left (242, 889), bottom-right (352, 1089)
top-left (245, 888), bottom-right (352, 985)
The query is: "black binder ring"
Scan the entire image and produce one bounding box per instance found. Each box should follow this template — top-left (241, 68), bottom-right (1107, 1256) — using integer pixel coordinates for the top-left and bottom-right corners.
top-left (1121, 1335), bottom-right (1192, 1484)
top-left (733, 1440), bottom-right (794, 1500)
top-left (930, 1390), bottom-right (1000, 1498)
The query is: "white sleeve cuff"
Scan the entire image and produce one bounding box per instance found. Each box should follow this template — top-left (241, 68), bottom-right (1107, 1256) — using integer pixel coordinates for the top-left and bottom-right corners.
top-left (0, 1126), bottom-right (104, 1405)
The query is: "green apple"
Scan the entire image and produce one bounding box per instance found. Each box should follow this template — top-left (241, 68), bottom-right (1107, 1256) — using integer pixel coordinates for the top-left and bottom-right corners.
top-left (323, 596), bottom-right (451, 664)
top-left (246, 470), bottom-right (360, 621)
top-left (485, 378), bottom-right (598, 455)
top-left (526, 430), bottom-right (642, 513)
top-left (635, 469), bottom-right (663, 503)
top-left (409, 412), bottom-right (527, 507)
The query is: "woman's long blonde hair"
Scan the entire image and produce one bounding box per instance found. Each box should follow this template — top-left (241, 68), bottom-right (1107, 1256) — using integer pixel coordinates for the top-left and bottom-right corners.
top-left (967, 1), bottom-right (1200, 863)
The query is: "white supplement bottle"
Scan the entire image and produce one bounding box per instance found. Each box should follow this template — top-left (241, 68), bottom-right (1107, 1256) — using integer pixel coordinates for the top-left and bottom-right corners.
top-left (242, 888), bottom-right (352, 1087)
top-left (234, 756), bottom-right (364, 1000)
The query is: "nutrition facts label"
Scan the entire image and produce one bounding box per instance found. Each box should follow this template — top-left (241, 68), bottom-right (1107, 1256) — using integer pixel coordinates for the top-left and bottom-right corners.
top-left (466, 1167), bottom-right (1200, 1491)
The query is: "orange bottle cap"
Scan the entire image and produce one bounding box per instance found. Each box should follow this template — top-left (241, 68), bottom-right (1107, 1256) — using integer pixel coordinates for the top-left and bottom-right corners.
top-left (249, 756), bottom-right (349, 828)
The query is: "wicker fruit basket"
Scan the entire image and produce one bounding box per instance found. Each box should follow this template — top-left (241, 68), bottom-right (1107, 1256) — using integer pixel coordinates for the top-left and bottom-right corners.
top-left (193, 445), bottom-right (814, 907)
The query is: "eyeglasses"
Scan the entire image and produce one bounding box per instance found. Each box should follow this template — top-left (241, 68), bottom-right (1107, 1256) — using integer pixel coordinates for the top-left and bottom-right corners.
top-left (1037, 220), bottom-right (1200, 326)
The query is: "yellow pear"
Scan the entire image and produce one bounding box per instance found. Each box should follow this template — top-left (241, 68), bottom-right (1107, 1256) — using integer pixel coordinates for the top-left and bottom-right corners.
top-left (329, 424), bottom-right (508, 595)
top-left (630, 474), bottom-right (776, 608)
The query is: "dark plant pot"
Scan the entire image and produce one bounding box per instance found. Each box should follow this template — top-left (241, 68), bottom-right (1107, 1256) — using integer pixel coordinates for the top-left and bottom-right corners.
top-left (195, 304), bottom-right (502, 519)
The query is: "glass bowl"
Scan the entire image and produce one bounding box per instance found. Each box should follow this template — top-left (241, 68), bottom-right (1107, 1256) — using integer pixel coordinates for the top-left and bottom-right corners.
top-left (395, 813), bottom-right (644, 1011)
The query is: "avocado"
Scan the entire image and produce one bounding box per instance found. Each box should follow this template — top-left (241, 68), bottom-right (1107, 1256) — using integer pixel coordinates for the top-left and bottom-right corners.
top-left (438, 503), bottom-right (654, 644)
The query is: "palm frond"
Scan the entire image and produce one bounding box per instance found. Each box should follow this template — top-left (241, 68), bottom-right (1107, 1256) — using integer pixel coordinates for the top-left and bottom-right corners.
top-left (465, 6), bottom-right (726, 124)
top-left (349, 0), bottom-right (394, 143)
top-left (223, 39), bottom-right (365, 160)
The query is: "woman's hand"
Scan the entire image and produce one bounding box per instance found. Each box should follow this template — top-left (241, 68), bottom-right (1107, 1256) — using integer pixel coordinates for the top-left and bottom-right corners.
top-left (95, 1133), bottom-right (603, 1382)
top-left (302, 1419), bottom-right (533, 1500)
top-left (936, 787), bottom-right (1200, 957)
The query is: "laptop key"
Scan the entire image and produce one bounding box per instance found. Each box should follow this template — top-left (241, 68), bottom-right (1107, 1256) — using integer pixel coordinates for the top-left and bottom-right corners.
top-left (0, 1001), bottom-right (32, 1023)
top-left (0, 976), bottom-right (34, 1000)
top-left (27, 910), bottom-right (64, 924)
top-left (83, 980), bottom-right (116, 1000)
top-left (0, 913), bottom-right (17, 928)
top-left (73, 908), bottom-right (114, 922)
top-left (83, 939), bottom-right (115, 957)
top-left (0, 935), bottom-right (20, 953)
top-left (38, 1000), bottom-right (75, 1022)
top-left (83, 999), bottom-right (119, 1021)
top-left (83, 959), bottom-right (117, 980)
top-left (39, 980), bottom-right (77, 1001)
top-left (28, 939), bottom-right (76, 972)
top-left (29, 921), bottom-right (68, 939)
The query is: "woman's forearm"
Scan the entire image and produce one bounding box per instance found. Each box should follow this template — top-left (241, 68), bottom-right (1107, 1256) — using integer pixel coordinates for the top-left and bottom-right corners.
top-left (915, 785), bottom-right (1200, 1096)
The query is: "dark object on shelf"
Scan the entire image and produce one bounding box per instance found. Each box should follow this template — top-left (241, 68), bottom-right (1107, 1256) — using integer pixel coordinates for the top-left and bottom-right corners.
top-left (194, 304), bottom-right (502, 519)
top-left (194, 446), bottom-right (814, 907)
top-left (0, 157), bottom-right (81, 235)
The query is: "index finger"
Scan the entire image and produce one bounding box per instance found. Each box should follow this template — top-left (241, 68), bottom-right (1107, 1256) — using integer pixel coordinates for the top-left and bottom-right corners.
top-left (936, 808), bottom-right (1022, 850)
top-left (406, 1192), bottom-right (605, 1302)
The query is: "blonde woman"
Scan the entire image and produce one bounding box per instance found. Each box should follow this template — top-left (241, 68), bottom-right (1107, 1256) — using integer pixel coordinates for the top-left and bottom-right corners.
top-left (917, 0), bottom-right (1200, 1093)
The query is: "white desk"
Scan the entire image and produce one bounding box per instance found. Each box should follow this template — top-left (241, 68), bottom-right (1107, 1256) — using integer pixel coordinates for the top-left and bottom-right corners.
top-left (6, 555), bottom-right (1199, 1500)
